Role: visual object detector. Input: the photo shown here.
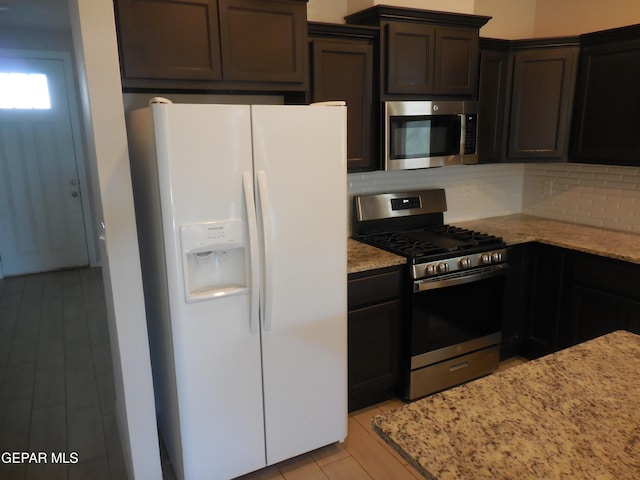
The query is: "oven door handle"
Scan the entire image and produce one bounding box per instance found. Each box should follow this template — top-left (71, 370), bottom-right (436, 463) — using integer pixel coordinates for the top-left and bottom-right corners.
top-left (413, 264), bottom-right (508, 292)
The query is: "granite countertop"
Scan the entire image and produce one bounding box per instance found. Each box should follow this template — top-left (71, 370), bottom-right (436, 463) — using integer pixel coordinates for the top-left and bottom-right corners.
top-left (371, 330), bottom-right (640, 480)
top-left (456, 214), bottom-right (640, 265)
top-left (348, 214), bottom-right (640, 274)
top-left (347, 238), bottom-right (405, 274)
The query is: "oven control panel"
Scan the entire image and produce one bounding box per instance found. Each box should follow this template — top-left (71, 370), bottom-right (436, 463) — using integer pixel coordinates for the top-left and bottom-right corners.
top-left (411, 248), bottom-right (508, 280)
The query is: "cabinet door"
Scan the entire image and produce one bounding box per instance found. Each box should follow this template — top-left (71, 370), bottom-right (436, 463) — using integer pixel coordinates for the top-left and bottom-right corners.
top-left (571, 39), bottom-right (640, 166)
top-left (520, 245), bottom-right (566, 359)
top-left (507, 47), bottom-right (578, 159)
top-left (567, 285), bottom-right (628, 346)
top-left (217, 0), bottom-right (307, 84)
top-left (115, 0), bottom-right (222, 81)
top-left (478, 48), bottom-right (509, 162)
top-left (433, 27), bottom-right (479, 96)
top-left (386, 22), bottom-right (435, 94)
top-left (501, 244), bottom-right (528, 358)
top-left (348, 300), bottom-right (402, 411)
top-left (311, 39), bottom-right (374, 171)
top-left (628, 302), bottom-right (640, 335)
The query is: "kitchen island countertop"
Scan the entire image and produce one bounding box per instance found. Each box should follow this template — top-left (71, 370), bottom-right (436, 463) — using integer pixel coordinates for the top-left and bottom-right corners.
top-left (371, 330), bottom-right (640, 480)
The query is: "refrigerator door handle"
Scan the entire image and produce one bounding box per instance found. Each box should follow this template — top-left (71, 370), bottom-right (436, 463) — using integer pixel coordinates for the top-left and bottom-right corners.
top-left (242, 171), bottom-right (260, 334)
top-left (257, 170), bottom-right (273, 331)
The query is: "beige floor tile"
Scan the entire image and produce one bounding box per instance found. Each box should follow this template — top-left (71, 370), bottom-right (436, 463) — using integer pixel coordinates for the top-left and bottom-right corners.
top-left (277, 453), bottom-right (329, 480)
top-left (322, 456), bottom-right (373, 480)
top-left (310, 442), bottom-right (350, 467)
top-left (235, 465), bottom-right (285, 480)
top-left (344, 418), bottom-right (416, 480)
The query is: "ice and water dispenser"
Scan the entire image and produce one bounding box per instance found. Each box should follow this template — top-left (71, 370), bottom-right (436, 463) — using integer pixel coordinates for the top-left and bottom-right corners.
top-left (180, 220), bottom-right (247, 302)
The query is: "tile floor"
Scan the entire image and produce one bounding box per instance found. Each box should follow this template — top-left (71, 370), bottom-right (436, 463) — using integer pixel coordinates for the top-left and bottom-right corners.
top-left (0, 268), bottom-right (126, 480)
top-left (1, 267), bottom-right (526, 480)
top-left (230, 357), bottom-right (527, 480)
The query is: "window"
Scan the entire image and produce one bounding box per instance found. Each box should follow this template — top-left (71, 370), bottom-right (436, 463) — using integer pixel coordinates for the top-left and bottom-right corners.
top-left (0, 72), bottom-right (51, 109)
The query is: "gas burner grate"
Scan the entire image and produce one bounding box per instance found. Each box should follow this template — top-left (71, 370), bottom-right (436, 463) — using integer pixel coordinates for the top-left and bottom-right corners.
top-left (359, 225), bottom-right (505, 261)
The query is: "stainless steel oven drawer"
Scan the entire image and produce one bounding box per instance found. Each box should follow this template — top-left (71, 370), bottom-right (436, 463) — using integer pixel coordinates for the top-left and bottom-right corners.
top-left (408, 345), bottom-right (499, 400)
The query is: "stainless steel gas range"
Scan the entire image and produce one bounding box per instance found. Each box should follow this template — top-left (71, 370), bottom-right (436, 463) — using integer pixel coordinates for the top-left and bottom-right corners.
top-left (353, 189), bottom-right (507, 400)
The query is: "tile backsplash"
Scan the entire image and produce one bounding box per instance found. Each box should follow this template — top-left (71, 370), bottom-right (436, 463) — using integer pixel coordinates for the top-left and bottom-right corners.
top-left (347, 163), bottom-right (525, 232)
top-left (347, 162), bottom-right (640, 235)
top-left (523, 163), bottom-right (640, 233)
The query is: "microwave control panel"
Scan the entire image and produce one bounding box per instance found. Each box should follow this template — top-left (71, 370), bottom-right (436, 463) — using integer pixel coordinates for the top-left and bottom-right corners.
top-left (464, 114), bottom-right (477, 154)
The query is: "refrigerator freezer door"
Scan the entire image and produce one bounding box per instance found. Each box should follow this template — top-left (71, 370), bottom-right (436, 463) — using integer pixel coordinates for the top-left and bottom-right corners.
top-left (152, 104), bottom-right (267, 479)
top-left (251, 105), bottom-right (348, 465)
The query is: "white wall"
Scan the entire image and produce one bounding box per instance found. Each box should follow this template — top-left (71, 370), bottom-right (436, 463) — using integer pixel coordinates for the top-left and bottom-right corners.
top-left (68, 0), bottom-right (162, 478)
top-left (313, 0), bottom-right (640, 38)
top-left (308, 0), bottom-right (348, 23)
top-left (372, 0), bottom-right (474, 14)
top-left (475, 0), bottom-right (537, 39)
top-left (534, 0), bottom-right (640, 37)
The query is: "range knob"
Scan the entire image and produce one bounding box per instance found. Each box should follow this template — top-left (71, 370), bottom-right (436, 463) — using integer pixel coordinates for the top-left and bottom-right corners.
top-left (491, 252), bottom-right (503, 263)
top-left (480, 253), bottom-right (491, 265)
top-left (425, 264), bottom-right (437, 276)
top-left (437, 262), bottom-right (449, 273)
top-left (459, 257), bottom-right (471, 269)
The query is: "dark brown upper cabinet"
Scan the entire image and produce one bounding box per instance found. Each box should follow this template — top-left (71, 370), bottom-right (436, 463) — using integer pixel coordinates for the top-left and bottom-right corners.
top-left (308, 23), bottom-right (378, 172)
top-left (345, 6), bottom-right (490, 99)
top-left (478, 38), bottom-right (578, 163)
top-left (115, 0), bottom-right (222, 83)
top-left (114, 0), bottom-right (309, 93)
top-left (570, 25), bottom-right (640, 167)
top-left (218, 0), bottom-right (307, 84)
top-left (506, 41), bottom-right (578, 160)
top-left (478, 38), bottom-right (509, 162)
top-left (385, 22), bottom-right (435, 95)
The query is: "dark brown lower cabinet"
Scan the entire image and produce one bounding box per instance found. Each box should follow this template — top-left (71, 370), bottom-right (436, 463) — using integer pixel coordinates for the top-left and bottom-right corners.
top-left (519, 244), bottom-right (567, 359)
top-left (628, 302), bottom-right (640, 335)
top-left (500, 244), bottom-right (528, 358)
top-left (348, 266), bottom-right (403, 412)
top-left (517, 244), bottom-right (640, 359)
top-left (567, 285), bottom-right (628, 345)
top-left (567, 252), bottom-right (640, 344)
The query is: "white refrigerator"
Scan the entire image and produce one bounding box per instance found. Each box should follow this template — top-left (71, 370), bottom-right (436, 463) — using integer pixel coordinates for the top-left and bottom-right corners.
top-left (126, 102), bottom-right (348, 480)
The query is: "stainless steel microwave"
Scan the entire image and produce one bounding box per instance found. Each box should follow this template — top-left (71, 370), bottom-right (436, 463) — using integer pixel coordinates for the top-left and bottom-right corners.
top-left (384, 100), bottom-right (478, 170)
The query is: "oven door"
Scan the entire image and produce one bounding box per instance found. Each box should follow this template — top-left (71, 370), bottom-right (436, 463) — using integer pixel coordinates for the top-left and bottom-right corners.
top-left (408, 265), bottom-right (507, 399)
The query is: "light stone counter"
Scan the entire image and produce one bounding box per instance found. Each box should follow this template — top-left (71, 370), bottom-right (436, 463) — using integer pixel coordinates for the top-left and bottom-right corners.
top-left (456, 214), bottom-right (640, 265)
top-left (372, 330), bottom-right (640, 480)
top-left (347, 238), bottom-right (405, 275)
top-left (348, 214), bottom-right (640, 274)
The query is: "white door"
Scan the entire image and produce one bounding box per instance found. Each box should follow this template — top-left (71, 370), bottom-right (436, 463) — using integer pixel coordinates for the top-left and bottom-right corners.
top-left (0, 52), bottom-right (89, 276)
top-left (141, 104), bottom-right (267, 480)
top-left (251, 105), bottom-right (348, 465)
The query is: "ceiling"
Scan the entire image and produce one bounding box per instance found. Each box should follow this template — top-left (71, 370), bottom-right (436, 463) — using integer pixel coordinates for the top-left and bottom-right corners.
top-left (0, 0), bottom-right (70, 29)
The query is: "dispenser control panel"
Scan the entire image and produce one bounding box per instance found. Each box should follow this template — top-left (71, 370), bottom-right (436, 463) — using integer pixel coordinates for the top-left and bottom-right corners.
top-left (180, 219), bottom-right (248, 303)
top-left (181, 220), bottom-right (244, 254)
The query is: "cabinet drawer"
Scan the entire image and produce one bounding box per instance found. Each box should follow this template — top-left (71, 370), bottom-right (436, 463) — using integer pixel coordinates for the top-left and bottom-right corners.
top-left (348, 268), bottom-right (403, 309)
